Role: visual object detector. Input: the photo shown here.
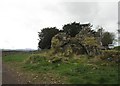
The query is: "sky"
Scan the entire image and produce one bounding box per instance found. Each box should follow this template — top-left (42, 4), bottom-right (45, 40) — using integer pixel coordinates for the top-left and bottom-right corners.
top-left (0, 0), bottom-right (119, 49)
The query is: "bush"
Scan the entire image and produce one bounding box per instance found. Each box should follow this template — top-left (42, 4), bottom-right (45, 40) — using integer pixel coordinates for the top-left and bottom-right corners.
top-left (51, 57), bottom-right (62, 63)
top-left (25, 54), bottom-right (46, 64)
top-left (114, 46), bottom-right (120, 51)
top-left (100, 50), bottom-right (120, 63)
top-left (98, 77), bottom-right (108, 84)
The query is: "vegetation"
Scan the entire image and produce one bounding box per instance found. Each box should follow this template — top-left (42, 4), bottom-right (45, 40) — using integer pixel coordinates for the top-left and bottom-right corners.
top-left (3, 52), bottom-right (29, 62)
top-left (101, 32), bottom-right (114, 48)
top-left (114, 46), bottom-right (120, 51)
top-left (38, 27), bottom-right (59, 49)
top-left (100, 50), bottom-right (120, 63)
top-left (3, 51), bottom-right (119, 84)
top-left (3, 22), bottom-right (119, 84)
top-left (38, 22), bottom-right (115, 50)
top-left (37, 22), bottom-right (119, 84)
top-left (63, 22), bottom-right (83, 37)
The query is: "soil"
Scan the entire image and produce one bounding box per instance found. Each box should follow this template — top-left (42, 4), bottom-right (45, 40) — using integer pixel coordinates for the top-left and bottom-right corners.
top-left (2, 63), bottom-right (26, 84)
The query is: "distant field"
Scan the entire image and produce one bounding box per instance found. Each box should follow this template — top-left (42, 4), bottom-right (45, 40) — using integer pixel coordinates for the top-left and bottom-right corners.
top-left (2, 51), bottom-right (119, 84)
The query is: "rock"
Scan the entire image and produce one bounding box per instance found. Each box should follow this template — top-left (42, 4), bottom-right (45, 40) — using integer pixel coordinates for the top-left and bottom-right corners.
top-left (50, 26), bottom-right (101, 62)
top-left (36, 75), bottom-right (38, 78)
top-left (33, 77), bottom-right (36, 80)
top-left (27, 81), bottom-right (31, 84)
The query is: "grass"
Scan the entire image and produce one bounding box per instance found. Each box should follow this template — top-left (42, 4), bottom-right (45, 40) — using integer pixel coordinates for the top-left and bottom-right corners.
top-left (3, 52), bottom-right (29, 62)
top-left (2, 51), bottom-right (119, 84)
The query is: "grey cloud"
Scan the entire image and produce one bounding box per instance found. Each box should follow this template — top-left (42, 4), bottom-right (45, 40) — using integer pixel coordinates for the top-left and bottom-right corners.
top-left (42, 2), bottom-right (117, 32)
top-left (118, 1), bottom-right (120, 26)
top-left (60, 2), bottom-right (99, 22)
top-left (62, 2), bottom-right (99, 15)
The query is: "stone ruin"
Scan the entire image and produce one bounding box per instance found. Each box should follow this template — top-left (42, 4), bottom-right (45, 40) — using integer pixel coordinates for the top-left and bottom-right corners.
top-left (51, 26), bottom-right (101, 57)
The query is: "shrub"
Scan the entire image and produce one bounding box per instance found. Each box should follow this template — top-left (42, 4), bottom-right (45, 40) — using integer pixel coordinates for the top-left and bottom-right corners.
top-left (100, 50), bottom-right (120, 63)
top-left (25, 54), bottom-right (46, 64)
top-left (114, 46), bottom-right (120, 51)
top-left (98, 77), bottom-right (107, 84)
top-left (63, 45), bottom-right (73, 57)
top-left (83, 37), bottom-right (99, 47)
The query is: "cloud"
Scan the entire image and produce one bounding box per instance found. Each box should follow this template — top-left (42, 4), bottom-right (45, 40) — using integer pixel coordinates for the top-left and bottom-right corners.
top-left (0, 0), bottom-right (118, 49)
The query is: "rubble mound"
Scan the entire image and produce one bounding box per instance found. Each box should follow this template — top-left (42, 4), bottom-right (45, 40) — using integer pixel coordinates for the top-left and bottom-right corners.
top-left (51, 28), bottom-right (101, 57)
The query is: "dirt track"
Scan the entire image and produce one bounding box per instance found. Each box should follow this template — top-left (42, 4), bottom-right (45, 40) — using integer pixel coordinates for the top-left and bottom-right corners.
top-left (2, 63), bottom-right (24, 84)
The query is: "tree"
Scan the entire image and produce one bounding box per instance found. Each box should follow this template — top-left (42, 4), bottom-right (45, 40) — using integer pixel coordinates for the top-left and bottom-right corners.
top-left (63, 22), bottom-right (82, 37)
top-left (96, 26), bottom-right (104, 37)
top-left (101, 32), bottom-right (114, 48)
top-left (95, 26), bottom-right (104, 46)
top-left (38, 27), bottom-right (59, 49)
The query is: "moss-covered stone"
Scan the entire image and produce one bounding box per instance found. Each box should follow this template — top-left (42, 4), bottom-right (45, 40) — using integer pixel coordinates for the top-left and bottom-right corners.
top-left (50, 27), bottom-right (101, 61)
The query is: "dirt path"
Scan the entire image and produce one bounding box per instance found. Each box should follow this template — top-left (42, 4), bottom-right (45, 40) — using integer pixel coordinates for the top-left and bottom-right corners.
top-left (2, 63), bottom-right (64, 84)
top-left (2, 63), bottom-right (25, 84)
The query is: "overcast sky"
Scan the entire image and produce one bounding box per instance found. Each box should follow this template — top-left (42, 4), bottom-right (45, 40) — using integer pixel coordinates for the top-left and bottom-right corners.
top-left (0, 0), bottom-right (118, 49)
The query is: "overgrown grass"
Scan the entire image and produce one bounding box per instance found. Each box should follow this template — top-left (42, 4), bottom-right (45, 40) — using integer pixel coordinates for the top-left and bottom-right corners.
top-left (23, 54), bottom-right (118, 84)
top-left (3, 51), bottom-right (119, 84)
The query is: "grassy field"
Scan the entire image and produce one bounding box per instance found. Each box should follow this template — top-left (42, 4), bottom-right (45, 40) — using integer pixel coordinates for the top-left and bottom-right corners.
top-left (2, 51), bottom-right (119, 84)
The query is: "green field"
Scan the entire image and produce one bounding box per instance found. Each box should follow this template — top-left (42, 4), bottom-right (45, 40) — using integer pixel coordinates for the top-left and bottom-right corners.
top-left (3, 51), bottom-right (119, 84)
